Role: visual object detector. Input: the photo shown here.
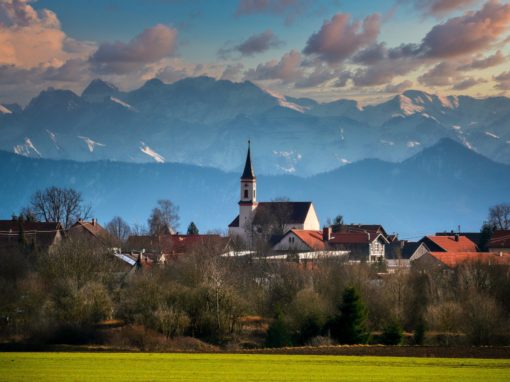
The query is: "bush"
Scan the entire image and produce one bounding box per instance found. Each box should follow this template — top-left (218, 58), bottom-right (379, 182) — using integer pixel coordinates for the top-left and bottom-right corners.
top-left (265, 313), bottom-right (292, 348)
top-left (413, 319), bottom-right (426, 345)
top-left (380, 319), bottom-right (403, 345)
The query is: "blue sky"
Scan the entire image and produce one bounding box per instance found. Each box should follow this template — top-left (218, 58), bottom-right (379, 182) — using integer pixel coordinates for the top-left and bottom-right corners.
top-left (1, 0), bottom-right (509, 104)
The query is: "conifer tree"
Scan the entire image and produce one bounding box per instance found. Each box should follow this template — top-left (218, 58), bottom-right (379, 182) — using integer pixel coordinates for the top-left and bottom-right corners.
top-left (331, 286), bottom-right (369, 344)
top-left (187, 222), bottom-right (199, 235)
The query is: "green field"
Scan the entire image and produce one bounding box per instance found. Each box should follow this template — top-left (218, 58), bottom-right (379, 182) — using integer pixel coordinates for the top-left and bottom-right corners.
top-left (1, 352), bottom-right (509, 381)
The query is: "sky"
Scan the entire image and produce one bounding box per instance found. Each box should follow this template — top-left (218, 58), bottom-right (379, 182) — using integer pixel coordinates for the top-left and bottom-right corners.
top-left (0, 0), bottom-right (509, 105)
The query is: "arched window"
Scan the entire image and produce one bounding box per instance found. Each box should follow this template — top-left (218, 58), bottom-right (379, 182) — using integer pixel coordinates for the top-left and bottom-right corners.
top-left (244, 189), bottom-right (249, 198)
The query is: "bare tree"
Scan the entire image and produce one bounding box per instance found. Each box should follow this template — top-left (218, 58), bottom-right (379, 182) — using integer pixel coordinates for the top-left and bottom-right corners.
top-left (488, 203), bottom-right (510, 230)
top-left (28, 187), bottom-right (91, 229)
top-left (106, 216), bottom-right (131, 243)
top-left (148, 200), bottom-right (180, 235)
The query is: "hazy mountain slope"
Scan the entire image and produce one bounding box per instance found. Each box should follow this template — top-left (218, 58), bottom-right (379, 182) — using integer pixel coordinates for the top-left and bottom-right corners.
top-left (1, 139), bottom-right (508, 235)
top-left (1, 77), bottom-right (509, 175)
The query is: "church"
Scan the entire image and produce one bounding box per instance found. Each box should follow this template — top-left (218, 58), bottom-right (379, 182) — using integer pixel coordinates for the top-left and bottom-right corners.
top-left (228, 142), bottom-right (320, 243)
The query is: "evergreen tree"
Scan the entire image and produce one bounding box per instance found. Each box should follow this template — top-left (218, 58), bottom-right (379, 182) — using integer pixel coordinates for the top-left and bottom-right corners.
top-left (187, 222), bottom-right (199, 235)
top-left (331, 287), bottom-right (369, 344)
top-left (380, 319), bottom-right (403, 345)
top-left (265, 313), bottom-right (292, 348)
top-left (478, 222), bottom-right (494, 252)
top-left (413, 319), bottom-right (426, 345)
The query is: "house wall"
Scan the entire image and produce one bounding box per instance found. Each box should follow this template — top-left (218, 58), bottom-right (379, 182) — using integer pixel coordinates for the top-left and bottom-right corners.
top-left (411, 252), bottom-right (446, 270)
top-left (409, 243), bottom-right (429, 261)
top-left (303, 204), bottom-right (320, 231)
top-left (273, 232), bottom-right (311, 252)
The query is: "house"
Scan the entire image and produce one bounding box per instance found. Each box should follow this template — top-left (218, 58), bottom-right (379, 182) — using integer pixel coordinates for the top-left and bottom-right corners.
top-left (126, 233), bottom-right (228, 263)
top-left (487, 230), bottom-right (510, 252)
top-left (412, 251), bottom-right (510, 270)
top-left (418, 235), bottom-right (478, 252)
top-left (272, 229), bottom-right (325, 252)
top-left (0, 219), bottom-right (63, 253)
top-left (436, 231), bottom-right (482, 248)
top-left (323, 226), bottom-right (389, 262)
top-left (68, 219), bottom-right (113, 245)
top-left (228, 142), bottom-right (320, 243)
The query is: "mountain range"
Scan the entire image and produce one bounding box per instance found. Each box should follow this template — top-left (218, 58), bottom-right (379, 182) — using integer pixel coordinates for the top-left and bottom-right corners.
top-left (1, 138), bottom-right (508, 236)
top-left (1, 76), bottom-right (510, 176)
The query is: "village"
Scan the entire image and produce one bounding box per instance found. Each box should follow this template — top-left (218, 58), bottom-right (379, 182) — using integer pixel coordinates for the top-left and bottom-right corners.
top-left (1, 142), bottom-right (510, 352)
top-left (3, 142), bottom-right (509, 273)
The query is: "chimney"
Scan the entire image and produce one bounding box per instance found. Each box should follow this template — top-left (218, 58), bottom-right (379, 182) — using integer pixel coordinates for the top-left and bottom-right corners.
top-left (454, 233), bottom-right (459, 242)
top-left (323, 226), bottom-right (331, 241)
top-left (92, 218), bottom-right (97, 226)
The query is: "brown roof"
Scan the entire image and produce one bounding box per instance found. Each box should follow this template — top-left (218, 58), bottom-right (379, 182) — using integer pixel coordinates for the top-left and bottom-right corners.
top-left (70, 220), bottom-right (112, 243)
top-left (290, 230), bottom-right (325, 250)
top-left (0, 220), bottom-right (62, 250)
top-left (229, 202), bottom-right (313, 228)
top-left (422, 235), bottom-right (478, 252)
top-left (427, 251), bottom-right (510, 268)
top-left (334, 224), bottom-right (389, 240)
top-left (488, 230), bottom-right (510, 249)
top-left (328, 232), bottom-right (376, 245)
top-left (127, 233), bottom-right (227, 255)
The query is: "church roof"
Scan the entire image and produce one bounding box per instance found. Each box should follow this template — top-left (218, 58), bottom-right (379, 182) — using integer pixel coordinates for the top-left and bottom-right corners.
top-left (241, 141), bottom-right (255, 180)
top-left (253, 202), bottom-right (312, 225)
top-left (229, 202), bottom-right (313, 228)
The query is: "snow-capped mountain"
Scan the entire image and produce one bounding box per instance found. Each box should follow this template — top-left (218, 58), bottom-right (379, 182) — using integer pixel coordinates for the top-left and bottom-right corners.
top-left (1, 77), bottom-right (509, 175)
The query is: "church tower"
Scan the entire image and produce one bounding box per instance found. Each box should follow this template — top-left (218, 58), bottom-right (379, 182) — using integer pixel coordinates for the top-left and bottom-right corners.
top-left (239, 141), bottom-right (257, 228)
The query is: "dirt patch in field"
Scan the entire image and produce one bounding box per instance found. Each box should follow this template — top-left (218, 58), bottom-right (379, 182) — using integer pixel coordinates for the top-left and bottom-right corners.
top-left (242, 345), bottom-right (510, 359)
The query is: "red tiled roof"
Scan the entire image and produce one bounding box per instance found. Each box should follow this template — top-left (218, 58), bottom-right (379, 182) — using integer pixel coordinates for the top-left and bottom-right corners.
top-left (290, 230), bottom-right (325, 250)
top-left (70, 220), bottom-right (111, 241)
top-left (488, 230), bottom-right (510, 249)
top-left (428, 251), bottom-right (510, 268)
top-left (424, 235), bottom-right (478, 252)
top-left (159, 234), bottom-right (227, 255)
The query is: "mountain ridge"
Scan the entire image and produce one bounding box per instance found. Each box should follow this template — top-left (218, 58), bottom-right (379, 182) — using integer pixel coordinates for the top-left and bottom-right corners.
top-left (1, 76), bottom-right (510, 176)
top-left (1, 138), bottom-right (508, 236)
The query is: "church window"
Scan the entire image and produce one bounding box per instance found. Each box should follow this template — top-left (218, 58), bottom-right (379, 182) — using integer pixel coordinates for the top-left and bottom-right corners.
top-left (244, 190), bottom-right (249, 198)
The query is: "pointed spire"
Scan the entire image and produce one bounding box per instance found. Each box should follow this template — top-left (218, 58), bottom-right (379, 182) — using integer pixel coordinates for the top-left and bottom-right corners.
top-left (241, 140), bottom-right (255, 180)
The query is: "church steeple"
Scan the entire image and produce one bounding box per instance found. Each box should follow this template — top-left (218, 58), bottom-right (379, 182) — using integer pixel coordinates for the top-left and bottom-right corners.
top-left (239, 141), bottom-right (257, 208)
top-left (241, 140), bottom-right (255, 180)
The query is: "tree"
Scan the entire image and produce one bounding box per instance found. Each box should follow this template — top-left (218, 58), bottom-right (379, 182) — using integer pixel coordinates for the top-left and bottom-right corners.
top-left (478, 223), bottom-right (494, 252)
top-left (28, 187), bottom-right (91, 229)
top-left (148, 200), bottom-right (180, 235)
top-left (330, 286), bottom-right (370, 344)
top-left (187, 222), bottom-right (199, 235)
top-left (380, 319), bottom-right (403, 345)
top-left (106, 216), bottom-right (131, 243)
top-left (265, 313), bottom-right (292, 348)
top-left (487, 203), bottom-right (510, 230)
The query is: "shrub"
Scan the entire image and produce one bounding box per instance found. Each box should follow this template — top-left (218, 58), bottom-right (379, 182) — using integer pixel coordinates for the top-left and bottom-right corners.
top-left (380, 319), bottom-right (403, 345)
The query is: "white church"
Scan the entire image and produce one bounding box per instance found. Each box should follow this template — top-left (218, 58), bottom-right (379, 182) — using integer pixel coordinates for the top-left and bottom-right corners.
top-left (228, 142), bottom-right (321, 242)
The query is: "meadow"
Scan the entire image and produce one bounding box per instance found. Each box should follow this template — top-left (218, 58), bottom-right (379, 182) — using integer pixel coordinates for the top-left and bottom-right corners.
top-left (1, 352), bottom-right (509, 381)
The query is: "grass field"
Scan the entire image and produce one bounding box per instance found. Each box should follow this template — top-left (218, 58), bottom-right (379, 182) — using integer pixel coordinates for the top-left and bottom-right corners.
top-left (1, 352), bottom-right (509, 381)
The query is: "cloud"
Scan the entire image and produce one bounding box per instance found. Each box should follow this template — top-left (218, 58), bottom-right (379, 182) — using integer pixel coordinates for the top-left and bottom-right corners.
top-left (0, 0), bottom-right (94, 68)
top-left (90, 24), bottom-right (178, 74)
top-left (244, 49), bottom-right (303, 83)
top-left (410, 0), bottom-right (479, 17)
top-left (236, 29), bottom-right (283, 56)
top-left (303, 13), bottom-right (381, 64)
top-left (236, 0), bottom-right (308, 23)
top-left (220, 63), bottom-right (244, 81)
top-left (294, 65), bottom-right (338, 88)
top-left (419, 0), bottom-right (510, 58)
top-left (352, 43), bottom-right (387, 65)
top-left (451, 77), bottom-right (487, 90)
top-left (384, 80), bottom-right (414, 93)
top-left (418, 61), bottom-right (458, 86)
top-left (460, 50), bottom-right (506, 70)
top-left (494, 70), bottom-right (510, 90)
